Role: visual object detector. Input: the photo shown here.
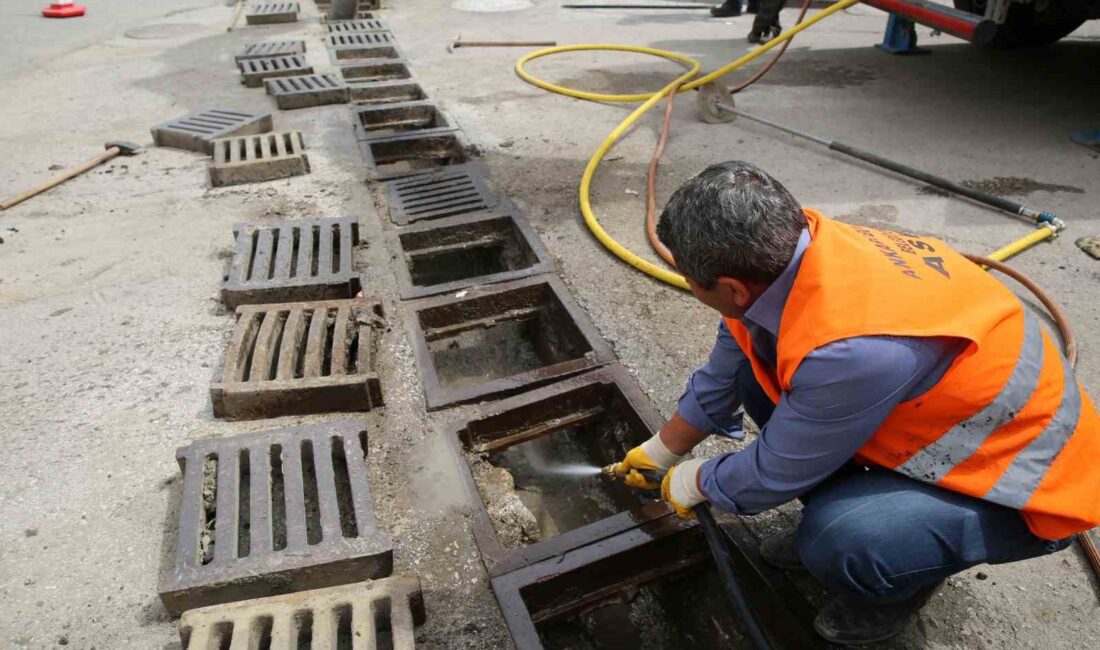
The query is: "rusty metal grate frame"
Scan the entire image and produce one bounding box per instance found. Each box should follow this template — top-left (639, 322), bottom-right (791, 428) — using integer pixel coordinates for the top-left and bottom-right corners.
top-left (209, 131), bottom-right (310, 187)
top-left (349, 79), bottom-right (428, 106)
top-left (359, 131), bottom-right (470, 181)
top-left (211, 297), bottom-right (384, 420)
top-left (406, 275), bottom-right (615, 410)
top-left (327, 40), bottom-right (402, 64)
top-left (491, 511), bottom-right (822, 649)
top-left (337, 58), bottom-right (412, 83)
top-left (235, 40), bottom-right (305, 63)
top-left (151, 108), bottom-right (273, 154)
top-left (325, 18), bottom-right (388, 33)
top-left (179, 578), bottom-right (424, 649)
top-left (245, 2), bottom-right (299, 24)
top-left (239, 55), bottom-right (313, 88)
top-left (443, 366), bottom-right (667, 576)
top-left (265, 73), bottom-right (349, 110)
top-left (221, 216), bottom-right (362, 308)
top-left (382, 163), bottom-right (498, 225)
top-left (388, 204), bottom-right (554, 299)
top-left (159, 420), bottom-right (394, 615)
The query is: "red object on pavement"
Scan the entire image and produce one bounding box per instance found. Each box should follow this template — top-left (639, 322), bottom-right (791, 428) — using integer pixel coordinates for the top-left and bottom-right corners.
top-left (42, 2), bottom-right (86, 18)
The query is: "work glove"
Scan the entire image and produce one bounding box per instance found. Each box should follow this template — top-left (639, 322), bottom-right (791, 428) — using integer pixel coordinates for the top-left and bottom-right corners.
top-left (612, 434), bottom-right (683, 490)
top-left (661, 458), bottom-right (708, 518)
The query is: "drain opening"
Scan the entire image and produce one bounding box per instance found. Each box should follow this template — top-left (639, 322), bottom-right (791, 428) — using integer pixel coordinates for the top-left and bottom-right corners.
top-left (271, 445), bottom-right (288, 551)
top-left (301, 440), bottom-right (323, 545)
top-left (294, 609), bottom-right (314, 648)
top-left (289, 226), bottom-right (302, 278)
top-left (331, 223), bottom-right (342, 275)
top-left (199, 454), bottom-right (219, 565)
top-left (238, 449), bottom-right (251, 558)
top-left (268, 311), bottom-right (289, 380)
top-left (246, 229), bottom-right (260, 281)
top-left (335, 602), bottom-right (353, 648)
top-left (403, 217), bottom-right (538, 288)
top-left (250, 615), bottom-right (274, 649)
top-left (294, 310), bottom-right (313, 379)
top-left (373, 596), bottom-right (395, 650)
top-left (321, 308), bottom-right (337, 376)
top-left (268, 229), bottom-right (280, 280)
top-left (467, 385), bottom-right (651, 548)
top-left (423, 285), bottom-right (591, 390)
top-left (239, 312), bottom-right (264, 382)
top-left (212, 621), bottom-right (234, 650)
top-left (368, 135), bottom-right (466, 176)
top-left (311, 225), bottom-right (322, 276)
top-left (331, 436), bottom-right (359, 538)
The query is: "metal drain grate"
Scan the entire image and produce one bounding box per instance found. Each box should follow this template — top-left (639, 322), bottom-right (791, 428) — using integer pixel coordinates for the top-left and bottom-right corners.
top-left (159, 420), bottom-right (394, 615)
top-left (239, 55), bottom-right (313, 88)
top-left (337, 59), bottom-right (411, 83)
top-left (360, 132), bottom-right (469, 181)
top-left (235, 40), bottom-right (304, 63)
top-left (349, 80), bottom-right (427, 106)
top-left (211, 297), bottom-right (385, 419)
top-left (325, 31), bottom-right (395, 48)
top-left (209, 131), bottom-right (310, 187)
top-left (245, 2), bottom-right (299, 24)
top-left (266, 73), bottom-right (349, 109)
top-left (384, 164), bottom-right (499, 225)
top-left (179, 578), bottom-right (424, 649)
top-left (352, 101), bottom-right (456, 142)
top-left (222, 216), bottom-right (362, 307)
top-left (151, 108), bottom-right (273, 154)
top-left (325, 18), bottom-right (388, 33)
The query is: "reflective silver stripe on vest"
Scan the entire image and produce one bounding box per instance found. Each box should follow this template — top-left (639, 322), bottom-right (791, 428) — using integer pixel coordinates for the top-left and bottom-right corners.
top-left (983, 351), bottom-right (1082, 509)
top-left (896, 311), bottom-right (1043, 484)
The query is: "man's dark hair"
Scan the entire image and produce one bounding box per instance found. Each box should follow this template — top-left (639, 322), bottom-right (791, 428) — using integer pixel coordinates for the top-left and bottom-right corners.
top-left (657, 161), bottom-right (806, 288)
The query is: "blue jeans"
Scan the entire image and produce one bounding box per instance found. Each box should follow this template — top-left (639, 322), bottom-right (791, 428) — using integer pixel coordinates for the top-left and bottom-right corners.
top-left (736, 364), bottom-right (1072, 602)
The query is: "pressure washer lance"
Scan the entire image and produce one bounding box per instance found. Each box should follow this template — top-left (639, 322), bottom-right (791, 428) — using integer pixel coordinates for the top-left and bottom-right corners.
top-left (603, 463), bottom-right (774, 650)
top-left (700, 93), bottom-right (1066, 233)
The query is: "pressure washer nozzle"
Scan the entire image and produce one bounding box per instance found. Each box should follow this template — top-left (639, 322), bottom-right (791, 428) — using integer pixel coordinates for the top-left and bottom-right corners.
top-left (602, 463), bottom-right (623, 479)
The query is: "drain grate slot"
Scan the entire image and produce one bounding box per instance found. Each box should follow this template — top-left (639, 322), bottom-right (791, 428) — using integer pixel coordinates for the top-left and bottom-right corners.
top-left (349, 79), bottom-right (427, 106)
top-left (238, 54), bottom-right (312, 88)
top-left (326, 30), bottom-right (395, 48)
top-left (391, 207), bottom-right (553, 298)
top-left (235, 40), bottom-right (304, 63)
top-left (160, 422), bottom-right (394, 615)
top-left (265, 72), bottom-right (349, 109)
top-left (384, 164), bottom-right (499, 224)
top-left (407, 276), bottom-right (614, 409)
top-left (209, 131), bottom-right (310, 187)
top-left (211, 298), bottom-right (384, 419)
top-left (151, 107), bottom-right (272, 154)
top-left (361, 132), bottom-right (468, 180)
top-left (222, 217), bottom-right (361, 307)
top-left (177, 578), bottom-right (424, 649)
top-left (338, 59), bottom-right (412, 83)
top-left (245, 2), bottom-right (299, 24)
top-left (325, 18), bottom-right (387, 33)
top-left (353, 101), bottom-right (456, 142)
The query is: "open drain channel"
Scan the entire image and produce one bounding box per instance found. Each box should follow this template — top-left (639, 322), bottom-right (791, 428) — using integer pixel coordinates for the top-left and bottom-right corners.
top-left (353, 100), bottom-right (455, 141)
top-left (338, 59), bottom-right (412, 83)
top-left (350, 80), bottom-right (427, 105)
top-left (361, 132), bottom-right (468, 180)
top-left (446, 367), bottom-right (664, 574)
top-left (391, 207), bottom-right (552, 298)
top-left (407, 276), bottom-right (614, 408)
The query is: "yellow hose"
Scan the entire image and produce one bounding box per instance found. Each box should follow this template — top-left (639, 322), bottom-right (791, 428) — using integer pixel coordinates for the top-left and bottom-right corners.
top-left (515, 0), bottom-right (1051, 289)
top-left (987, 225), bottom-right (1057, 263)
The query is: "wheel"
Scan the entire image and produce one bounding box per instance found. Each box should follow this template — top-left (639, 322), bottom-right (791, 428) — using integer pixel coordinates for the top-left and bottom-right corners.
top-left (954, 0), bottom-right (1085, 47)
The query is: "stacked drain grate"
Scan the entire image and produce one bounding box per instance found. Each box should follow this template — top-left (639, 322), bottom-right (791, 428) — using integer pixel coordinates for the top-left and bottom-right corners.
top-left (239, 54), bottom-right (313, 88)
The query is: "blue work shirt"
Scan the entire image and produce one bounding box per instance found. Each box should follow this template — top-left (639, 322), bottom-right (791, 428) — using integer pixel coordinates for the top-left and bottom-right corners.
top-left (681, 228), bottom-right (967, 515)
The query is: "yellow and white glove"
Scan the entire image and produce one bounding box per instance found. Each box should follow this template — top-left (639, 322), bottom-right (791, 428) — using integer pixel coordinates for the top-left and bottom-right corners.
top-left (661, 458), bottom-right (708, 518)
top-left (612, 434), bottom-right (684, 490)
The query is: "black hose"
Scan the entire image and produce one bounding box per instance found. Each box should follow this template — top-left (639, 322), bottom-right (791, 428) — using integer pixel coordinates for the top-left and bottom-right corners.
top-left (694, 504), bottom-right (774, 650)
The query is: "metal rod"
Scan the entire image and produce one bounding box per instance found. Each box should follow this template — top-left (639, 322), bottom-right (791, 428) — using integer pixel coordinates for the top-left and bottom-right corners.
top-left (562, 4), bottom-right (711, 8)
top-left (716, 102), bottom-right (1064, 229)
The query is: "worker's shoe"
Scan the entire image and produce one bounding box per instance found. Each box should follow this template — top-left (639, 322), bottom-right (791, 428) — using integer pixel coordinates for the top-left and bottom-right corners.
top-left (814, 581), bottom-right (944, 646)
top-left (759, 531), bottom-right (805, 571)
top-left (710, 1), bottom-right (743, 17)
top-left (748, 24), bottom-right (782, 44)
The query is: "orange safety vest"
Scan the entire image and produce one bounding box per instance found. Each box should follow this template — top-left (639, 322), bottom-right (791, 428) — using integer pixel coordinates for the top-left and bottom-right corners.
top-left (724, 209), bottom-right (1100, 540)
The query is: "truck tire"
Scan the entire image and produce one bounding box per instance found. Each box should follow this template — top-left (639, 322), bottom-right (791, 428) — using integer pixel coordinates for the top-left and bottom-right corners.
top-left (954, 0), bottom-right (1085, 46)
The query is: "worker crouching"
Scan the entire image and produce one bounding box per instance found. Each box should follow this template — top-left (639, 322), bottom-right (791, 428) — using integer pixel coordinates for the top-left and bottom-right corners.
top-left (614, 161), bottom-right (1100, 645)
